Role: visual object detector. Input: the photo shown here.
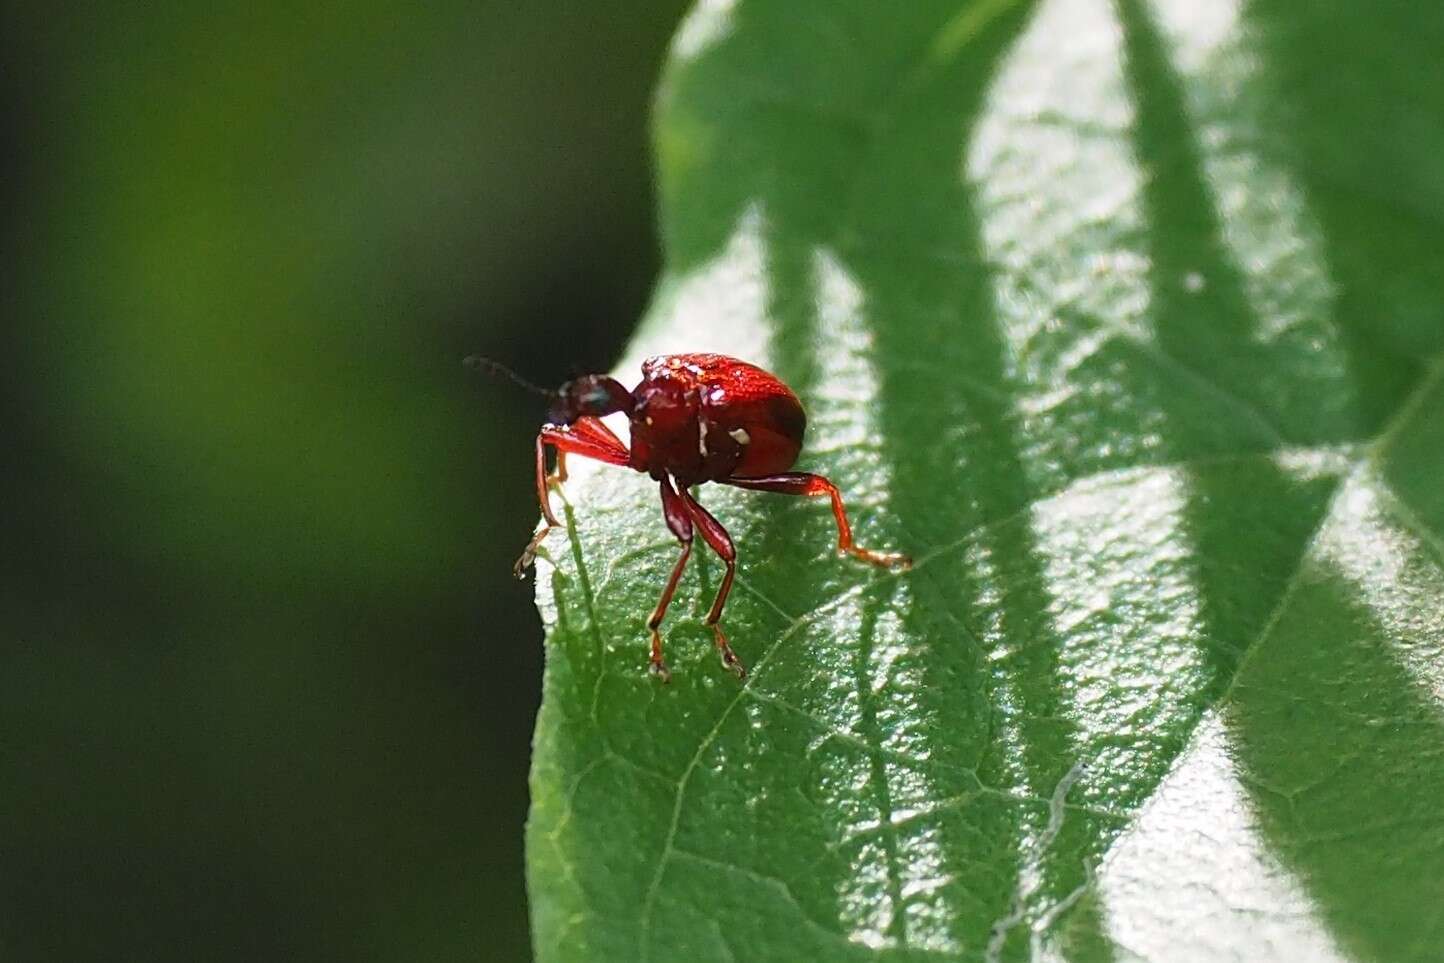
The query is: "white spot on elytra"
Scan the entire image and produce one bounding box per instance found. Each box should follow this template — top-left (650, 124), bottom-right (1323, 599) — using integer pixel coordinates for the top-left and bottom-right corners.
top-left (729, 428), bottom-right (750, 445)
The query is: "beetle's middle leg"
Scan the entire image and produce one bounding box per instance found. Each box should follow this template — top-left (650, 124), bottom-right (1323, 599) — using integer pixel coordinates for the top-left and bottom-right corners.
top-left (679, 487), bottom-right (744, 679)
top-left (646, 477), bottom-right (697, 682)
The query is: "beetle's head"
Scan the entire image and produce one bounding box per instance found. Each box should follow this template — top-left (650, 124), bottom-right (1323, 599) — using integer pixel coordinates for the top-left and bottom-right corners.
top-left (549, 375), bottom-right (633, 425)
top-left (464, 356), bottom-right (632, 426)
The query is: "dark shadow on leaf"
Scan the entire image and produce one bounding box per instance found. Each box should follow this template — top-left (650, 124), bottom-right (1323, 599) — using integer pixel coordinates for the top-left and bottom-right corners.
top-left (751, 4), bottom-right (1049, 953)
top-left (1244, 0), bottom-right (1444, 424)
top-left (1229, 558), bottom-right (1444, 963)
top-left (1114, 0), bottom-right (1339, 722)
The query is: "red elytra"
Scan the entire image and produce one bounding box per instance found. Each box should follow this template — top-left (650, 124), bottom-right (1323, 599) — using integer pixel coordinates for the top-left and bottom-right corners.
top-left (512, 352), bottom-right (911, 682)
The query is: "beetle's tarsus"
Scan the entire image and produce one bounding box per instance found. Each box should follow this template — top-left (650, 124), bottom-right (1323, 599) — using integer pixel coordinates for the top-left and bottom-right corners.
top-left (514, 526), bottom-right (555, 577)
top-left (648, 628), bottom-right (672, 683)
top-left (710, 624), bottom-right (746, 680)
top-left (848, 546), bottom-right (913, 571)
top-left (720, 652), bottom-right (746, 680)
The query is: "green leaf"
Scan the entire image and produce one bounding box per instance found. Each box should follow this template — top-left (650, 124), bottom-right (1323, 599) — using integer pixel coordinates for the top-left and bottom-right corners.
top-left (524, 1), bottom-right (1444, 960)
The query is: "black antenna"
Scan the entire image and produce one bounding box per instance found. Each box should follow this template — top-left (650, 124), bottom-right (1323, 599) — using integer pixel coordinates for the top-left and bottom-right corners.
top-left (463, 354), bottom-right (556, 398)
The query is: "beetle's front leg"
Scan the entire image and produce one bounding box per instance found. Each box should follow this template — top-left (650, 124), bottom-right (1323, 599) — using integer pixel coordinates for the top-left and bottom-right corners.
top-left (514, 424), bottom-right (631, 577)
top-left (514, 433), bottom-right (564, 578)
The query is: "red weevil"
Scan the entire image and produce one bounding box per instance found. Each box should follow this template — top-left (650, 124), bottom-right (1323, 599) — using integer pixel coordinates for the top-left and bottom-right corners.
top-left (473, 352), bottom-right (911, 682)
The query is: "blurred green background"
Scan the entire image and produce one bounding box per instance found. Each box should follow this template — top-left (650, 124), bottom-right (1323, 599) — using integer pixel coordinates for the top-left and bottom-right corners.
top-left (1, 2), bottom-right (690, 959)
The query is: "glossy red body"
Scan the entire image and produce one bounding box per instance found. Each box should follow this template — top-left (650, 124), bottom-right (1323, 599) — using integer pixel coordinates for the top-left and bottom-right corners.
top-left (511, 351), bottom-right (910, 682)
top-left (627, 353), bottom-right (806, 486)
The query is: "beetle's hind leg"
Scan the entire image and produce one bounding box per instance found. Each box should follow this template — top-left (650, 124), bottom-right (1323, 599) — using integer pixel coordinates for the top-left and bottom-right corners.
top-left (722, 472), bottom-right (912, 570)
top-left (680, 488), bottom-right (744, 679)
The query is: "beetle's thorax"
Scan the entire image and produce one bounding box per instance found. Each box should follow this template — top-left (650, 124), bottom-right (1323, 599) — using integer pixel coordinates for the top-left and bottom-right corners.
top-left (627, 359), bottom-right (744, 486)
top-left (629, 372), bottom-right (701, 484)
